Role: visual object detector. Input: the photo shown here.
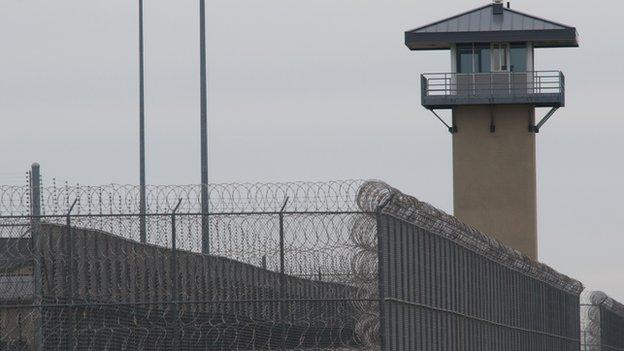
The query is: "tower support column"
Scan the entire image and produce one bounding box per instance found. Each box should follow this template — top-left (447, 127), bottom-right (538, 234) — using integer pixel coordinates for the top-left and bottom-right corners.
top-left (452, 105), bottom-right (538, 259)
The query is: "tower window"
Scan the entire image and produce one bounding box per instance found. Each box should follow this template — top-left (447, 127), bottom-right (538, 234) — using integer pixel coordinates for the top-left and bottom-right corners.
top-left (491, 42), bottom-right (509, 71)
top-left (456, 44), bottom-right (492, 73)
top-left (510, 43), bottom-right (528, 72)
top-left (457, 45), bottom-right (475, 73)
top-left (457, 43), bottom-right (528, 73)
top-left (476, 44), bottom-right (491, 73)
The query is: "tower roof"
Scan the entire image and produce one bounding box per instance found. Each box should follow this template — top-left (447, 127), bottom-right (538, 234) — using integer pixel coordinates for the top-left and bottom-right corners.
top-left (405, 3), bottom-right (578, 50)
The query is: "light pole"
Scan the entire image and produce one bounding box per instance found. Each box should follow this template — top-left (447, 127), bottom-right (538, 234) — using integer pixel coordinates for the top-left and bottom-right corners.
top-left (139, 0), bottom-right (147, 243)
top-left (199, 0), bottom-right (209, 254)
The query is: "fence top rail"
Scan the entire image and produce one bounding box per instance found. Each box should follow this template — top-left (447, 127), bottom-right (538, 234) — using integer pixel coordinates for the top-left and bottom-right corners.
top-left (357, 180), bottom-right (584, 295)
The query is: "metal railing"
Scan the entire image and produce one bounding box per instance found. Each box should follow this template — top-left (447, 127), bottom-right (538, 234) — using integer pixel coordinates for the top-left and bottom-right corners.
top-left (422, 71), bottom-right (565, 97)
top-left (420, 71), bottom-right (566, 108)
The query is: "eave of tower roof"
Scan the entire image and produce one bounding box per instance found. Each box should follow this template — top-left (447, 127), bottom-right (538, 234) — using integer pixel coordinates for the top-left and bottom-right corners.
top-left (405, 4), bottom-right (579, 50)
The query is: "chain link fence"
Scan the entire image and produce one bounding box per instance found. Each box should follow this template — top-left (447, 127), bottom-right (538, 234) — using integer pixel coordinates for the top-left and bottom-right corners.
top-left (0, 166), bottom-right (590, 350)
top-left (2, 169), bottom-right (376, 350)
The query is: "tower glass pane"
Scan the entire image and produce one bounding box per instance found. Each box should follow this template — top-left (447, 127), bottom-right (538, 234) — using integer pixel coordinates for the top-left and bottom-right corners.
top-left (510, 43), bottom-right (528, 72)
top-left (457, 45), bottom-right (474, 73)
top-left (476, 44), bottom-right (491, 73)
top-left (491, 43), bottom-right (510, 71)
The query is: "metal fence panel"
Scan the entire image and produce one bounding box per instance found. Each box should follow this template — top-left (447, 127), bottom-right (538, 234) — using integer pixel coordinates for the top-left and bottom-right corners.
top-left (1, 179), bottom-right (380, 350)
top-left (0, 176), bottom-right (591, 351)
top-left (581, 291), bottom-right (624, 351)
top-left (1, 211), bottom-right (379, 350)
top-left (379, 213), bottom-right (582, 351)
top-left (359, 181), bottom-right (583, 351)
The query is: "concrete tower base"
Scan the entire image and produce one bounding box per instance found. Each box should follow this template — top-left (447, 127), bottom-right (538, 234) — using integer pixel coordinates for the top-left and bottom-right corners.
top-left (452, 105), bottom-right (538, 259)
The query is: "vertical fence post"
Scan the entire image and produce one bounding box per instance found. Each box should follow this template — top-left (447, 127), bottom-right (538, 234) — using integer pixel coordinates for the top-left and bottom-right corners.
top-left (376, 209), bottom-right (387, 350)
top-left (170, 199), bottom-right (182, 350)
top-left (65, 199), bottom-right (78, 350)
top-left (278, 197), bottom-right (289, 351)
top-left (29, 163), bottom-right (44, 351)
top-left (375, 194), bottom-right (394, 351)
top-left (201, 188), bottom-right (209, 255)
top-left (17, 297), bottom-right (23, 345)
top-left (576, 300), bottom-right (582, 351)
top-left (599, 301), bottom-right (605, 351)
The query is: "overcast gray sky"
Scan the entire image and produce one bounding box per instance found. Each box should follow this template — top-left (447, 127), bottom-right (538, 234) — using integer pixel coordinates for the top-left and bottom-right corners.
top-left (1, 0), bottom-right (622, 301)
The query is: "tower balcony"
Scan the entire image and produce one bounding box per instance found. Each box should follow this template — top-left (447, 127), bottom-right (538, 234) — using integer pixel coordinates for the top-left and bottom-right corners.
top-left (421, 71), bottom-right (565, 109)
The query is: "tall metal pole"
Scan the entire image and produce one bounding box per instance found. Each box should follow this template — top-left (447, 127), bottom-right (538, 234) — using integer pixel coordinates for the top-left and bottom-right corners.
top-left (139, 0), bottom-right (147, 243)
top-left (199, 0), bottom-right (210, 254)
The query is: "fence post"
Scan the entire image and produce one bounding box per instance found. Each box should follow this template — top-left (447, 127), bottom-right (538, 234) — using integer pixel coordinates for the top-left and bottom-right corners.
top-left (599, 300), bottom-right (606, 351)
top-left (375, 194), bottom-right (394, 351)
top-left (65, 199), bottom-right (78, 350)
top-left (29, 163), bottom-right (44, 351)
top-left (170, 198), bottom-right (182, 350)
top-left (17, 297), bottom-right (23, 345)
top-left (278, 197), bottom-right (289, 351)
top-left (201, 185), bottom-right (210, 255)
top-left (139, 195), bottom-right (146, 244)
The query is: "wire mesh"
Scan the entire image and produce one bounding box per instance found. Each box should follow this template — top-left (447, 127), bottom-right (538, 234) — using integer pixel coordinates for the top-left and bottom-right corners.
top-left (0, 177), bottom-right (591, 350)
top-left (1, 179), bottom-right (377, 350)
top-left (581, 291), bottom-right (624, 351)
top-left (359, 180), bottom-right (584, 351)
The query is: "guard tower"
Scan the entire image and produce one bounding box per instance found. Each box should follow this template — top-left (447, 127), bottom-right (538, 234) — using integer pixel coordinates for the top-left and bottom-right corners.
top-left (405, 1), bottom-right (578, 259)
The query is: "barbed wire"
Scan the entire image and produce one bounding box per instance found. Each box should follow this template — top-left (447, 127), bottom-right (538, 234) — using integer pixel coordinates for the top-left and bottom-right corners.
top-left (0, 179), bottom-right (380, 350)
top-left (356, 180), bottom-right (584, 295)
top-left (1, 179), bottom-right (365, 216)
top-left (0, 177), bottom-right (611, 350)
top-left (581, 291), bottom-right (624, 351)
